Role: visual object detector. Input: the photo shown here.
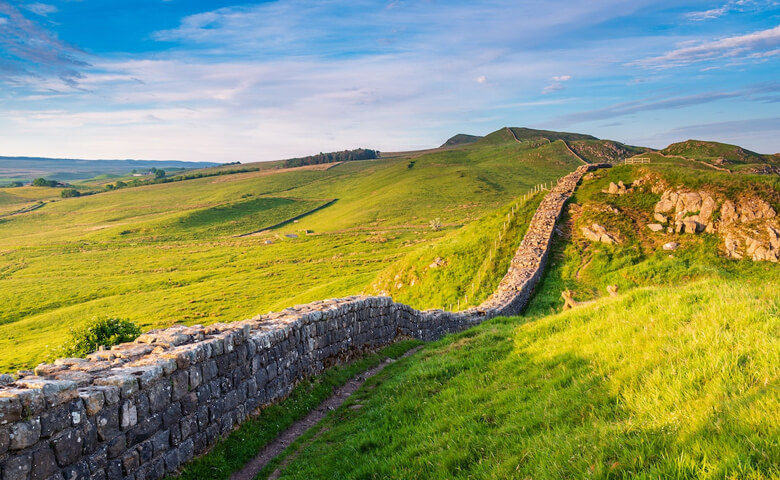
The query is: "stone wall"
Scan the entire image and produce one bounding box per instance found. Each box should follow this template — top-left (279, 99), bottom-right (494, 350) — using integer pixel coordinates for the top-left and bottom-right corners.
top-left (0, 163), bottom-right (608, 480)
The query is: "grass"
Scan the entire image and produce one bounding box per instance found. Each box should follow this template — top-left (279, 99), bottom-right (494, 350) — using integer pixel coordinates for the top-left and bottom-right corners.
top-left (525, 164), bottom-right (780, 316)
top-left (172, 339), bottom-right (423, 480)
top-left (251, 160), bottom-right (779, 479)
top-left (0, 128), bottom-right (583, 372)
top-left (269, 278), bottom-right (778, 479)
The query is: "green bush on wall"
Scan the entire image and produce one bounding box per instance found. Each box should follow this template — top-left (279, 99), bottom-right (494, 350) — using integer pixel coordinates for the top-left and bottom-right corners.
top-left (54, 317), bottom-right (142, 358)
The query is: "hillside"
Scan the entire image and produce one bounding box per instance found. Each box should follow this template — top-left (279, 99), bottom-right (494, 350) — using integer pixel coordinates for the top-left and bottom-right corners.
top-left (441, 134), bottom-right (483, 147)
top-left (660, 139), bottom-right (780, 173)
top-left (248, 161), bottom-right (779, 480)
top-left (568, 139), bottom-right (648, 164)
top-left (0, 127), bottom-right (584, 372)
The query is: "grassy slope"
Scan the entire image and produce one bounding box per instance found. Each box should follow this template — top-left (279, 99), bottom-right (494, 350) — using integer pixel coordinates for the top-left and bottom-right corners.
top-left (659, 140), bottom-right (779, 172)
top-left (0, 129), bottom-right (582, 371)
top-left (267, 163), bottom-right (779, 480)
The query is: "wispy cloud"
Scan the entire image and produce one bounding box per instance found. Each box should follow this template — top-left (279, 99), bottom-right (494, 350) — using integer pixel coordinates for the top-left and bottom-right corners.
top-left (685, 0), bottom-right (774, 20)
top-left (635, 25), bottom-right (780, 68)
top-left (23, 3), bottom-right (57, 16)
top-left (0, 1), bottom-right (88, 84)
top-left (542, 74), bottom-right (572, 94)
top-left (545, 89), bottom-right (756, 126)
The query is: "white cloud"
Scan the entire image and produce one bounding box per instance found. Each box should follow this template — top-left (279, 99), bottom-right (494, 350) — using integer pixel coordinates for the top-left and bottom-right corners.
top-left (475, 75), bottom-right (487, 84)
top-left (635, 25), bottom-right (780, 68)
top-left (23, 2), bottom-right (57, 16)
top-left (685, 0), bottom-right (774, 21)
top-left (542, 74), bottom-right (572, 94)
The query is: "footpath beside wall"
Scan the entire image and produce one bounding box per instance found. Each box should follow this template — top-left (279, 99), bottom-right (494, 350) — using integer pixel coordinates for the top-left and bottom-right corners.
top-left (0, 163), bottom-right (608, 480)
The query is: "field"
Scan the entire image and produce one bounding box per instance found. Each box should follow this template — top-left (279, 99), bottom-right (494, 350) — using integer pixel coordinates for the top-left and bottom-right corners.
top-left (0, 130), bottom-right (583, 372)
top-left (249, 163), bottom-right (779, 480)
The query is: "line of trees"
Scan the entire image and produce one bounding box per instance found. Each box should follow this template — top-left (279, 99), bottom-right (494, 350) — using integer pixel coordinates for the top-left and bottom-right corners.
top-left (283, 148), bottom-right (379, 168)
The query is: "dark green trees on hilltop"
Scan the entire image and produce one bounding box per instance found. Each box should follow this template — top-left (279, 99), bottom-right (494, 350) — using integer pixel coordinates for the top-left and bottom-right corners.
top-left (283, 148), bottom-right (379, 168)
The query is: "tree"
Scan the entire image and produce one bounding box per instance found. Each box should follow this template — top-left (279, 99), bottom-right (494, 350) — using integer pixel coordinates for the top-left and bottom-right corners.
top-left (155, 169), bottom-right (166, 178)
top-left (61, 189), bottom-right (81, 198)
top-left (114, 180), bottom-right (127, 188)
top-left (53, 317), bottom-right (141, 358)
top-left (33, 177), bottom-right (58, 187)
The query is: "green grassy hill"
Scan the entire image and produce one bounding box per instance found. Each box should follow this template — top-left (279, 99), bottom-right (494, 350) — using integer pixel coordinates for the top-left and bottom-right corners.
top-left (660, 139), bottom-right (779, 173)
top-left (441, 134), bottom-right (483, 147)
top-left (0, 127), bottom-right (584, 372)
top-left (256, 162), bottom-right (779, 480)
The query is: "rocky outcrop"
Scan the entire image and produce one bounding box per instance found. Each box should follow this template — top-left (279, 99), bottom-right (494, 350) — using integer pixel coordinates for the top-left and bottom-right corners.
top-left (0, 163), bottom-right (611, 480)
top-left (650, 187), bottom-right (779, 262)
top-left (581, 223), bottom-right (618, 244)
top-left (602, 181), bottom-right (629, 195)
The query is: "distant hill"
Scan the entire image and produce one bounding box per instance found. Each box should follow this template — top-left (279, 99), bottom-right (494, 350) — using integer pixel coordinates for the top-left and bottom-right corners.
top-left (477, 127), bottom-right (598, 146)
top-left (660, 139), bottom-right (780, 173)
top-left (441, 134), bottom-right (483, 147)
top-left (661, 140), bottom-right (767, 165)
top-left (568, 140), bottom-right (649, 164)
top-left (0, 156), bottom-right (219, 183)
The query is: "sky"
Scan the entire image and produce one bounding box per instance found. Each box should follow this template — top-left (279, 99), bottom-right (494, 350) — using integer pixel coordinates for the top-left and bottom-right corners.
top-left (0, 0), bottom-right (778, 162)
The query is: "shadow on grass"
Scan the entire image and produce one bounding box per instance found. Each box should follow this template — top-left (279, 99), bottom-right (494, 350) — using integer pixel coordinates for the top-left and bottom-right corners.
top-left (267, 315), bottom-right (778, 480)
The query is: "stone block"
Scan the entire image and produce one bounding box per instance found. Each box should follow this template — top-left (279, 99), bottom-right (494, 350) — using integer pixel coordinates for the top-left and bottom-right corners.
top-left (14, 380), bottom-right (78, 408)
top-left (126, 414), bottom-right (161, 447)
top-left (50, 428), bottom-right (83, 467)
top-left (147, 382), bottom-right (171, 414)
top-left (106, 433), bottom-right (125, 459)
top-left (10, 418), bottom-right (41, 450)
top-left (93, 376), bottom-right (138, 399)
top-left (0, 396), bottom-right (22, 425)
top-left (77, 390), bottom-right (105, 417)
top-left (61, 460), bottom-right (89, 480)
top-left (40, 405), bottom-right (70, 438)
top-left (2, 452), bottom-right (32, 480)
top-left (119, 401), bottom-right (137, 430)
top-left (30, 446), bottom-right (58, 480)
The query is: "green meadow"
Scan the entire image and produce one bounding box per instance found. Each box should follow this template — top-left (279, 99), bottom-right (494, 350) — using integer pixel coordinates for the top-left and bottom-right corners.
top-left (0, 130), bottom-right (582, 371)
top-left (250, 162), bottom-right (779, 480)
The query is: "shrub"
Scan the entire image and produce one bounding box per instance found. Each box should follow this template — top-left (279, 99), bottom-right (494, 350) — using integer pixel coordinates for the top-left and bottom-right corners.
top-left (55, 317), bottom-right (142, 358)
top-left (429, 218), bottom-right (443, 231)
top-left (32, 177), bottom-right (58, 187)
top-left (61, 189), bottom-right (81, 198)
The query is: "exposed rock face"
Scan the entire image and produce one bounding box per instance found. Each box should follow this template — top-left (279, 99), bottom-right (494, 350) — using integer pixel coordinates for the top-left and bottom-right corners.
top-left (654, 187), bottom-right (779, 262)
top-left (581, 223), bottom-right (618, 244)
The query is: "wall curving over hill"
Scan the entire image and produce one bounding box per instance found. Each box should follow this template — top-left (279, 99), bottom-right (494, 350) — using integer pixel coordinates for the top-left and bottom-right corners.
top-left (0, 163), bottom-right (608, 480)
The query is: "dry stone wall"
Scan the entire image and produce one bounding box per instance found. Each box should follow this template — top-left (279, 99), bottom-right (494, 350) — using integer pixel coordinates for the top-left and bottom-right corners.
top-left (0, 163), bottom-right (608, 480)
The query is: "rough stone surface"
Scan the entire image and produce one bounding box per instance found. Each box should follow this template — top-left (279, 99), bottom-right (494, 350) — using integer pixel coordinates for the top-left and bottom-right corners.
top-left (0, 164), bottom-right (608, 480)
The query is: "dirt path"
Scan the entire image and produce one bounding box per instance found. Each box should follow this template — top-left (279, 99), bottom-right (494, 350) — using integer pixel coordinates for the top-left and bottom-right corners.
top-left (230, 346), bottom-right (423, 480)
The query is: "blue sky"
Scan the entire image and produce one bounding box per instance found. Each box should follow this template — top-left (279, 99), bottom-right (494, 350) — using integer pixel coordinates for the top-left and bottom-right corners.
top-left (0, 0), bottom-right (778, 161)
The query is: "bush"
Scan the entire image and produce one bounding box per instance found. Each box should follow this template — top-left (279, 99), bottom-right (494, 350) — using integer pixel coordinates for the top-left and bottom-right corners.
top-left (32, 177), bottom-right (58, 187)
top-left (61, 189), bottom-right (81, 198)
top-left (55, 317), bottom-right (142, 358)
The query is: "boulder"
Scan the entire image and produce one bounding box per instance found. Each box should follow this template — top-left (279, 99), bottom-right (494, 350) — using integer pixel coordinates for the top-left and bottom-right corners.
top-left (653, 213), bottom-right (668, 224)
top-left (724, 232), bottom-right (742, 259)
top-left (581, 224), bottom-right (617, 244)
top-left (647, 224), bottom-right (664, 232)
top-left (682, 219), bottom-right (704, 234)
top-left (721, 200), bottom-right (738, 225)
top-left (738, 197), bottom-right (776, 223)
top-left (699, 193), bottom-right (717, 224)
top-left (655, 190), bottom-right (677, 213)
top-left (662, 242), bottom-right (679, 251)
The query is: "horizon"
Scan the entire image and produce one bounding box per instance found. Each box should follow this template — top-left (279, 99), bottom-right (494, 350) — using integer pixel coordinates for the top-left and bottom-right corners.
top-left (1, 0), bottom-right (779, 162)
